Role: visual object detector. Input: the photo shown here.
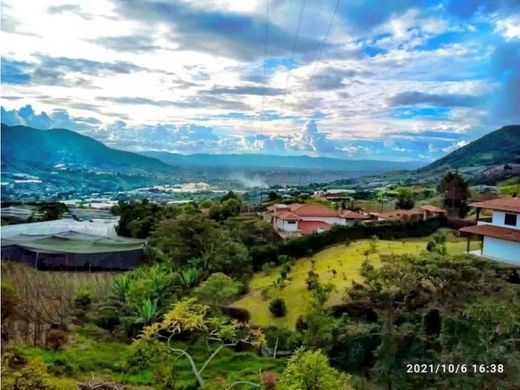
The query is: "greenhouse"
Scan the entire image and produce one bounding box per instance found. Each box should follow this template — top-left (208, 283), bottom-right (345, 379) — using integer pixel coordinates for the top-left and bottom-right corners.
top-left (1, 222), bottom-right (145, 270)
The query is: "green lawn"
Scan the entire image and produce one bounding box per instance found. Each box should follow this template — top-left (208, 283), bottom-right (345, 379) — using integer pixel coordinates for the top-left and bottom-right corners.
top-left (233, 229), bottom-right (479, 328)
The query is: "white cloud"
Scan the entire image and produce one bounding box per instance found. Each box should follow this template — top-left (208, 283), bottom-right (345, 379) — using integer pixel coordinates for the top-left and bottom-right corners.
top-left (1, 0), bottom-right (514, 160)
top-left (495, 15), bottom-right (520, 40)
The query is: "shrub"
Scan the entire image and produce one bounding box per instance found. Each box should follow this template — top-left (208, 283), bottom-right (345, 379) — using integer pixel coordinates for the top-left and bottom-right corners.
top-left (1, 281), bottom-right (19, 320)
top-left (263, 326), bottom-right (301, 351)
top-left (295, 316), bottom-right (307, 333)
top-left (279, 348), bottom-right (353, 389)
top-left (306, 270), bottom-right (319, 291)
top-left (269, 298), bottom-right (287, 318)
top-left (11, 357), bottom-right (49, 389)
top-left (262, 372), bottom-right (278, 390)
top-left (220, 307), bottom-right (251, 323)
top-left (126, 338), bottom-right (168, 373)
top-left (73, 288), bottom-right (93, 310)
top-left (46, 325), bottom-right (68, 351)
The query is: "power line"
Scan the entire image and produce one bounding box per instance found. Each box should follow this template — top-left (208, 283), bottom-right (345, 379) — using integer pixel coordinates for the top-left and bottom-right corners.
top-left (277, 0), bottom-right (307, 116)
top-left (300, 0), bottom-right (340, 108)
top-left (259, 0), bottom-right (270, 132)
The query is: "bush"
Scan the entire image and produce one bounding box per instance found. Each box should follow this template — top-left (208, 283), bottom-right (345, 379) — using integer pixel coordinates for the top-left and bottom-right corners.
top-left (261, 372), bottom-right (278, 390)
top-left (1, 281), bottom-right (19, 321)
top-left (269, 298), bottom-right (287, 318)
top-left (263, 326), bottom-right (301, 351)
top-left (126, 338), bottom-right (168, 373)
top-left (220, 307), bottom-right (251, 323)
top-left (46, 324), bottom-right (68, 351)
top-left (73, 288), bottom-right (93, 310)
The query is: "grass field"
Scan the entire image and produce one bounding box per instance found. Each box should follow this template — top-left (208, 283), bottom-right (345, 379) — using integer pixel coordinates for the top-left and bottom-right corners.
top-left (233, 229), bottom-right (479, 328)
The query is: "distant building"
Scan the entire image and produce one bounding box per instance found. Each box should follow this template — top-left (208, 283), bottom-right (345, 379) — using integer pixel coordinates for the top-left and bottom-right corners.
top-left (265, 203), bottom-right (367, 238)
top-left (369, 209), bottom-right (423, 222)
top-left (459, 198), bottom-right (520, 265)
top-left (420, 205), bottom-right (447, 219)
top-left (1, 220), bottom-right (145, 270)
top-left (370, 205), bottom-right (446, 222)
top-left (314, 189), bottom-right (356, 201)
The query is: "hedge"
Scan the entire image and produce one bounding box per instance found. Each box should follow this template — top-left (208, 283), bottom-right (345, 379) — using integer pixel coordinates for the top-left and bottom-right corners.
top-left (251, 217), bottom-right (446, 270)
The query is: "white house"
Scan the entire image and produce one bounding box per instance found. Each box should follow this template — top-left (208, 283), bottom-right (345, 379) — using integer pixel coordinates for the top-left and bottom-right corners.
top-left (266, 203), bottom-right (367, 238)
top-left (460, 198), bottom-right (520, 265)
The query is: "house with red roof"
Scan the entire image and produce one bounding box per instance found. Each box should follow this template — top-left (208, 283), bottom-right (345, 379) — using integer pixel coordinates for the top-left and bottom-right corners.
top-left (265, 203), bottom-right (367, 238)
top-left (369, 205), bottom-right (446, 222)
top-left (459, 197), bottom-right (520, 264)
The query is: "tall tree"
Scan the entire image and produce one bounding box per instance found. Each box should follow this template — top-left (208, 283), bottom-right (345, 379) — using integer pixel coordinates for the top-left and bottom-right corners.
top-left (438, 171), bottom-right (469, 217)
top-left (395, 187), bottom-right (415, 210)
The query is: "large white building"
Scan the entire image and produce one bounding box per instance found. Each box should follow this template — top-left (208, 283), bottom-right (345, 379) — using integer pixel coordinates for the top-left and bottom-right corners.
top-left (460, 198), bottom-right (520, 265)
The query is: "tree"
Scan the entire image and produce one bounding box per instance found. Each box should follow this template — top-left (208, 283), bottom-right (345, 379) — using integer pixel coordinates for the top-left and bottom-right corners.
top-left (135, 299), bottom-right (265, 389)
top-left (426, 233), bottom-right (447, 255)
top-left (193, 273), bottom-right (241, 308)
top-left (268, 191), bottom-right (281, 201)
top-left (438, 171), bottom-right (469, 217)
top-left (149, 214), bottom-right (250, 276)
top-left (302, 280), bottom-right (336, 350)
top-left (269, 298), bottom-right (287, 317)
top-left (29, 202), bottom-right (67, 222)
top-left (221, 198), bottom-right (241, 219)
top-left (113, 199), bottom-right (180, 238)
top-left (221, 190), bottom-right (238, 202)
top-left (395, 187), bottom-right (415, 210)
top-left (369, 235), bottom-right (379, 254)
top-left (279, 348), bottom-right (352, 390)
top-left (345, 253), bottom-right (519, 389)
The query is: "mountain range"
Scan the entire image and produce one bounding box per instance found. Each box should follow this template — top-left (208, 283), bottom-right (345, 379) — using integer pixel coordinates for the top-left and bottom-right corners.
top-left (2, 123), bottom-right (519, 195)
top-left (140, 151), bottom-right (423, 172)
top-left (1, 124), bottom-right (172, 175)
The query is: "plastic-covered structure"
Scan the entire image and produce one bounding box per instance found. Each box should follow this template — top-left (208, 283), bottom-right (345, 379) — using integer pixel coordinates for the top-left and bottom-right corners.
top-left (1, 221), bottom-right (145, 270)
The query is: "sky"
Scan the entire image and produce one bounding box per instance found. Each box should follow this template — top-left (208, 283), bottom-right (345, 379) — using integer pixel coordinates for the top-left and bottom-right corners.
top-left (1, 0), bottom-right (519, 161)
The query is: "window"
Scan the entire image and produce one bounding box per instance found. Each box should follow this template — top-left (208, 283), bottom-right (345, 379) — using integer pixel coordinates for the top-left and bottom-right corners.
top-left (287, 220), bottom-right (296, 224)
top-left (504, 213), bottom-right (517, 226)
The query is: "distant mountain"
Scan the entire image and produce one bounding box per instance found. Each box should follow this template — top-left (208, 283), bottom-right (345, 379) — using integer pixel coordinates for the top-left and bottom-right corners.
top-left (422, 125), bottom-right (520, 171)
top-left (141, 151), bottom-right (423, 172)
top-left (1, 124), bottom-right (173, 175)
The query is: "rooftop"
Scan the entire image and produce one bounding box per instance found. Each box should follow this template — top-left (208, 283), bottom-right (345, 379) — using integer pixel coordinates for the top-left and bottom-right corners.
top-left (459, 224), bottom-right (520, 243)
top-left (272, 203), bottom-right (366, 219)
top-left (420, 205), bottom-right (446, 213)
top-left (469, 197), bottom-right (520, 213)
top-left (1, 219), bottom-right (118, 239)
top-left (1, 231), bottom-right (145, 254)
top-left (298, 221), bottom-right (332, 235)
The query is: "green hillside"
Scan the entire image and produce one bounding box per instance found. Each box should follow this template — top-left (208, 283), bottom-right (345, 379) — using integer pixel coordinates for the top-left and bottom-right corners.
top-left (1, 124), bottom-right (174, 175)
top-left (422, 125), bottom-right (520, 171)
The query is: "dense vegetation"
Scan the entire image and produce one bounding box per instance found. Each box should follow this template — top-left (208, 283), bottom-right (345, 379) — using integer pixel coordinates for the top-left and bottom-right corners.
top-left (3, 180), bottom-right (520, 388)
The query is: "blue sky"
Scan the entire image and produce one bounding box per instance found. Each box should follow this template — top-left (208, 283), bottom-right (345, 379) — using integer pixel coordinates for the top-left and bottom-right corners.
top-left (1, 0), bottom-right (519, 161)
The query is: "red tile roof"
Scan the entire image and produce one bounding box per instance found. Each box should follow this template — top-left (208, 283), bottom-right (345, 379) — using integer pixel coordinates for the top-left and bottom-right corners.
top-left (298, 221), bottom-right (332, 235)
top-left (340, 210), bottom-right (369, 219)
top-left (290, 203), bottom-right (341, 217)
top-left (420, 205), bottom-right (446, 213)
top-left (469, 198), bottom-right (520, 213)
top-left (276, 211), bottom-right (301, 221)
top-left (460, 224), bottom-right (520, 243)
top-left (272, 203), bottom-right (367, 220)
